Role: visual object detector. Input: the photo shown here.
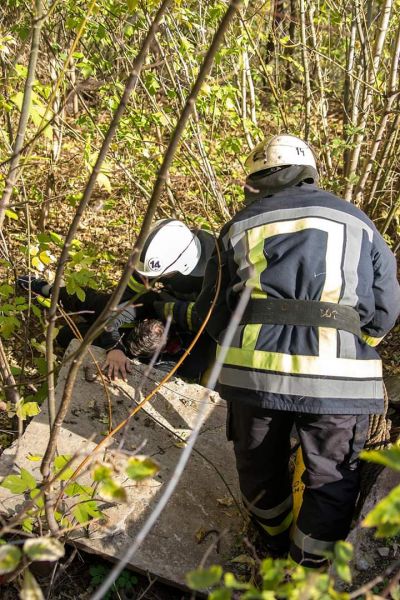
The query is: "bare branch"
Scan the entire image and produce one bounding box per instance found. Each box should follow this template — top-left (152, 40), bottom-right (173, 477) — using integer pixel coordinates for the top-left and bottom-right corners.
top-left (40, 0), bottom-right (242, 533)
top-left (0, 0), bottom-right (45, 230)
top-left (44, 0), bottom-right (173, 433)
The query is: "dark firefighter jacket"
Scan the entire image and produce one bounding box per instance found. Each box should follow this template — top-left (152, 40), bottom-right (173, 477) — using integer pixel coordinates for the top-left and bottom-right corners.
top-left (168, 181), bottom-right (400, 415)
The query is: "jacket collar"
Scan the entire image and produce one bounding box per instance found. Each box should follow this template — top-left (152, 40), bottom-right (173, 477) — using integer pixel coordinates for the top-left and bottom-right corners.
top-left (244, 165), bottom-right (319, 204)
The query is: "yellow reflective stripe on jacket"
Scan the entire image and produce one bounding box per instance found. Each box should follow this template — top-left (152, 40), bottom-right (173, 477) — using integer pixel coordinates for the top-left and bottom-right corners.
top-left (127, 275), bottom-right (147, 296)
top-left (258, 511), bottom-right (293, 536)
top-left (217, 345), bottom-right (382, 378)
top-left (246, 227), bottom-right (268, 299)
top-left (163, 302), bottom-right (175, 320)
top-left (36, 295), bottom-right (51, 308)
top-left (242, 324), bottom-right (262, 351)
top-left (243, 218), bottom-right (344, 303)
top-left (242, 218), bottom-right (344, 358)
top-left (186, 302), bottom-right (194, 331)
top-left (361, 332), bottom-right (384, 347)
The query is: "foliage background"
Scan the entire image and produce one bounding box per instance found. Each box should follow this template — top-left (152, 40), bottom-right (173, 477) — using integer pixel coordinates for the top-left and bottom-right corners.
top-left (0, 0), bottom-right (399, 596)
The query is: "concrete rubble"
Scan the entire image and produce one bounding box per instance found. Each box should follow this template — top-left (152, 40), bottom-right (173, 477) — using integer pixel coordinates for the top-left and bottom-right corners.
top-left (346, 374), bottom-right (400, 576)
top-left (0, 340), bottom-right (243, 587)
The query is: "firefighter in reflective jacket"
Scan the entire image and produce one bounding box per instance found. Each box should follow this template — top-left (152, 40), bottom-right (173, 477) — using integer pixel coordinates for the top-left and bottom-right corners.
top-left (156, 135), bottom-right (400, 567)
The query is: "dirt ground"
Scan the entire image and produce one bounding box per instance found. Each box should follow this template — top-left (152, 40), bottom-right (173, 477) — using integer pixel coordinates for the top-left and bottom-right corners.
top-left (3, 548), bottom-right (191, 600)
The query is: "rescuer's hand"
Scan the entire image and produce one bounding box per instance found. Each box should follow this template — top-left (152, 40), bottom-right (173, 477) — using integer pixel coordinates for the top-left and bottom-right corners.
top-left (102, 349), bottom-right (132, 381)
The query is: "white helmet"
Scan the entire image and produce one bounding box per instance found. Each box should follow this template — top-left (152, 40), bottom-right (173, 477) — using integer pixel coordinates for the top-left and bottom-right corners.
top-left (136, 219), bottom-right (202, 278)
top-left (245, 134), bottom-right (317, 176)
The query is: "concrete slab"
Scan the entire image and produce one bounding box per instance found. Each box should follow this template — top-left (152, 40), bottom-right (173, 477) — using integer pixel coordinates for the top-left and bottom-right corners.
top-left (0, 340), bottom-right (243, 587)
top-left (347, 464), bottom-right (400, 574)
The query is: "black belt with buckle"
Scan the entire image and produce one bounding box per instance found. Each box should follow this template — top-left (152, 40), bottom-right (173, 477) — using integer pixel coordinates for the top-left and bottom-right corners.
top-left (240, 298), bottom-right (362, 338)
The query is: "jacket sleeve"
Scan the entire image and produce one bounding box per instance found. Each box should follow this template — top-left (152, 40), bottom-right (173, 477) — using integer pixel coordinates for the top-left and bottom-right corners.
top-left (99, 303), bottom-right (137, 351)
top-left (361, 232), bottom-right (400, 347)
top-left (162, 231), bottom-right (234, 341)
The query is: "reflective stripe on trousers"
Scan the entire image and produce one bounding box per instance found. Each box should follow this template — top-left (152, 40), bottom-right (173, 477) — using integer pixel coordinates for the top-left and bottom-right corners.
top-left (226, 400), bottom-right (369, 567)
top-left (243, 494), bottom-right (293, 537)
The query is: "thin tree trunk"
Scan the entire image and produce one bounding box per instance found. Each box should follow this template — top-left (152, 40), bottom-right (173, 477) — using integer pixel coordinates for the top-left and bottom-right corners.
top-left (43, 0), bottom-right (173, 442)
top-left (343, 6), bottom-right (357, 177)
top-left (0, 0), bottom-right (45, 230)
top-left (299, 0), bottom-right (311, 140)
top-left (40, 0), bottom-right (242, 534)
top-left (344, 0), bottom-right (393, 201)
top-left (308, 1), bottom-right (332, 173)
top-left (355, 25), bottom-right (400, 205)
top-left (369, 112), bottom-right (400, 215)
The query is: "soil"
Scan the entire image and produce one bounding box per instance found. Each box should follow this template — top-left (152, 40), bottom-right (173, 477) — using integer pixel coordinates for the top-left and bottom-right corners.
top-left (3, 548), bottom-right (190, 600)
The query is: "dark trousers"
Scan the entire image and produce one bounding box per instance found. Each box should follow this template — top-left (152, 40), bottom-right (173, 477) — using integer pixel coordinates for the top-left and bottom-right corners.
top-left (227, 400), bottom-right (369, 567)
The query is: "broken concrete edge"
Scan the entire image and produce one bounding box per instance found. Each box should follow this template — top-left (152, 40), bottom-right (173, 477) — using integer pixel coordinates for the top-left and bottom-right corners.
top-left (0, 340), bottom-right (245, 588)
top-left (70, 537), bottom-right (208, 596)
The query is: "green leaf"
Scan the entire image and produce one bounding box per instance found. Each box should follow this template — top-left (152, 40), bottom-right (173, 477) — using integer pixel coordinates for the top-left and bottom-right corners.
top-left (334, 541), bottom-right (353, 563)
top-left (20, 569), bottom-right (44, 600)
top-left (76, 285), bottom-right (86, 302)
top-left (360, 445), bottom-right (400, 471)
top-left (127, 0), bottom-right (139, 11)
top-left (22, 517), bottom-right (34, 533)
top-left (335, 561), bottom-right (352, 584)
top-left (20, 468), bottom-right (37, 490)
top-left (0, 544), bottom-right (21, 574)
top-left (186, 566), bottom-right (223, 590)
top-left (1, 468), bottom-right (36, 494)
top-left (224, 572), bottom-right (251, 590)
top-left (125, 457), bottom-right (159, 481)
top-left (1, 474), bottom-right (30, 494)
top-left (30, 488), bottom-right (44, 509)
top-left (5, 209), bottom-right (18, 220)
top-left (49, 231), bottom-right (63, 246)
top-left (23, 537), bottom-right (65, 562)
top-left (16, 400), bottom-right (41, 421)
top-left (363, 484), bottom-right (400, 537)
top-left (99, 480), bottom-right (127, 502)
top-left (0, 284), bottom-right (14, 298)
top-left (72, 500), bottom-right (103, 524)
top-left (64, 482), bottom-right (92, 498)
top-left (93, 464), bottom-right (113, 482)
top-left (53, 455), bottom-right (74, 481)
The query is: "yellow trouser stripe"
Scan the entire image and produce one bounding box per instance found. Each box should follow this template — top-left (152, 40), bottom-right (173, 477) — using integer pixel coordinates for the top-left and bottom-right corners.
top-left (361, 332), bottom-right (384, 347)
top-left (217, 345), bottom-right (382, 378)
top-left (259, 511), bottom-right (293, 536)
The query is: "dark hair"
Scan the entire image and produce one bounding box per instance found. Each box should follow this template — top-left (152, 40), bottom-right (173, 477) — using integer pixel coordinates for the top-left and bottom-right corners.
top-left (126, 319), bottom-right (166, 357)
